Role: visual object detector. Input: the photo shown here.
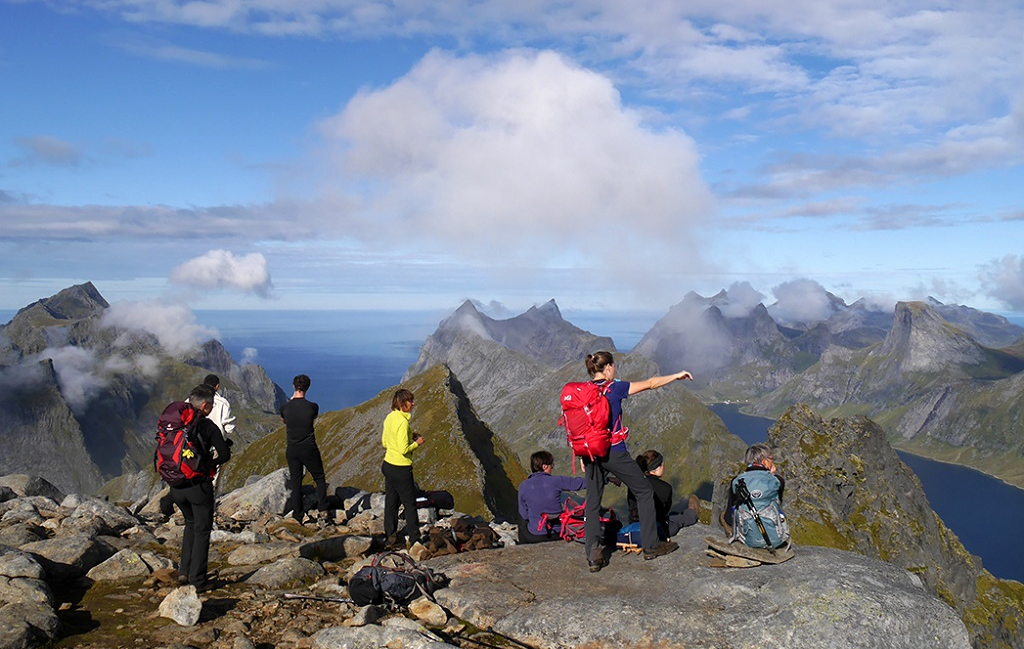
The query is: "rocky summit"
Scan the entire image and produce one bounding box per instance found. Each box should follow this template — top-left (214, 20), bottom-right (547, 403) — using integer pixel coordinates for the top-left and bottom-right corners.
top-left (0, 471), bottom-right (972, 649)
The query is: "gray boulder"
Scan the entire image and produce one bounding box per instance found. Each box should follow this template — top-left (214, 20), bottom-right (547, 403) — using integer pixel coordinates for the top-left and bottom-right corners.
top-left (426, 526), bottom-right (971, 649)
top-left (20, 533), bottom-right (117, 581)
top-left (312, 624), bottom-right (456, 649)
top-left (59, 496), bottom-right (139, 536)
top-left (0, 548), bottom-right (58, 649)
top-left (246, 557), bottom-right (325, 589)
top-left (218, 469), bottom-right (289, 521)
top-left (158, 585), bottom-right (202, 627)
top-left (0, 477), bottom-right (64, 503)
top-left (86, 548), bottom-right (174, 581)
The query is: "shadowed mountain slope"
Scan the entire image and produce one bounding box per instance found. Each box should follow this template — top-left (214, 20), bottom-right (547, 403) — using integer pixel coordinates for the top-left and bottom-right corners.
top-left (226, 364), bottom-right (527, 521)
top-left (0, 283), bottom-right (285, 495)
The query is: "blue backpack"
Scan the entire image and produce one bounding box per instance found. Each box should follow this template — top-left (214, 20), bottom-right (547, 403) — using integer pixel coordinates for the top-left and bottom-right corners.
top-left (729, 470), bottom-right (789, 549)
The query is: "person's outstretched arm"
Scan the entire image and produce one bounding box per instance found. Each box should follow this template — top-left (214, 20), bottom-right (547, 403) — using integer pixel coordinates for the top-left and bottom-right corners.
top-left (627, 370), bottom-right (693, 395)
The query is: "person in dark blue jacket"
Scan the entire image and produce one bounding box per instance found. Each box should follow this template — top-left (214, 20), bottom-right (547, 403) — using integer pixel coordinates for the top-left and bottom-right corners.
top-left (517, 450), bottom-right (585, 543)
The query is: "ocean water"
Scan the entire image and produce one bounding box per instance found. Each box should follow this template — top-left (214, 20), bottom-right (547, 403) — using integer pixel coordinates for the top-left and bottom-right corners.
top-left (711, 403), bottom-right (1023, 583)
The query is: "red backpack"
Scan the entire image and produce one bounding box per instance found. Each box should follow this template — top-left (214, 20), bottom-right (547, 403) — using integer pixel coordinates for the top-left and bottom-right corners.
top-left (559, 381), bottom-right (613, 461)
top-left (154, 401), bottom-right (212, 487)
top-left (540, 498), bottom-right (617, 543)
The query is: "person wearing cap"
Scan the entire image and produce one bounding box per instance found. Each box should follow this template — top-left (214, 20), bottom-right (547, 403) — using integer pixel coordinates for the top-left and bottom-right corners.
top-left (627, 449), bottom-right (700, 540)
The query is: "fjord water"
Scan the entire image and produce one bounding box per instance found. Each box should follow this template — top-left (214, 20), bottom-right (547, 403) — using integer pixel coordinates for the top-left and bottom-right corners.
top-left (711, 402), bottom-right (1023, 583)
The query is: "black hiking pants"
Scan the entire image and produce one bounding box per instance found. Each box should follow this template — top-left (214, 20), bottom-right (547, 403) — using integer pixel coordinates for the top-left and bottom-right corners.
top-left (170, 479), bottom-right (215, 589)
top-left (584, 450), bottom-right (658, 558)
top-left (287, 442), bottom-right (328, 519)
top-left (382, 461), bottom-right (421, 543)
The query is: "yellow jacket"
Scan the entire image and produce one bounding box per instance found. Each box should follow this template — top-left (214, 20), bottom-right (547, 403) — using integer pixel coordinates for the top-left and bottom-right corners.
top-left (382, 409), bottom-right (418, 466)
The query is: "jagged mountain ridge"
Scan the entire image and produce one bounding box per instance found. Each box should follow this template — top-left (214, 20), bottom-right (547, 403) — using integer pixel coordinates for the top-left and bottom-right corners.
top-left (749, 301), bottom-right (1024, 486)
top-left (402, 299), bottom-right (745, 508)
top-left (0, 283), bottom-right (286, 494)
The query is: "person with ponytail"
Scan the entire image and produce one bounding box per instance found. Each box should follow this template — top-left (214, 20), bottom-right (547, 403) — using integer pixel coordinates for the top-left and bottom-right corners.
top-left (581, 351), bottom-right (693, 571)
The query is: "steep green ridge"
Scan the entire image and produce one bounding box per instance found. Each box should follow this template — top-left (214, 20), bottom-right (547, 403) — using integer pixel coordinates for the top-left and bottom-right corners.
top-left (746, 404), bottom-right (1024, 649)
top-left (226, 365), bottom-right (527, 520)
top-left (401, 300), bottom-right (745, 511)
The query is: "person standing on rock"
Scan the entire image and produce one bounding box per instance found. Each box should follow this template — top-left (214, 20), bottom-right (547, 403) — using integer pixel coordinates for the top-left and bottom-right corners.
top-left (381, 388), bottom-right (425, 549)
top-left (582, 351), bottom-right (693, 571)
top-left (168, 383), bottom-right (231, 591)
top-left (280, 374), bottom-right (329, 521)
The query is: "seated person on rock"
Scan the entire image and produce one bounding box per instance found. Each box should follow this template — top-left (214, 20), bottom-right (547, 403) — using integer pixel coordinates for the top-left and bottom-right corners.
top-left (722, 443), bottom-right (790, 549)
top-left (517, 450), bottom-right (585, 543)
top-left (626, 450), bottom-right (699, 542)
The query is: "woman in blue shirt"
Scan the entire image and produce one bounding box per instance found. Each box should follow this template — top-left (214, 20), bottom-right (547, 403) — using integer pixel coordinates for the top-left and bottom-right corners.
top-left (583, 351), bottom-right (693, 571)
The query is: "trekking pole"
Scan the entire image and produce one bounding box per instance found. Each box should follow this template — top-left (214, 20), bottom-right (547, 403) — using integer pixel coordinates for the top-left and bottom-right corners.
top-left (734, 478), bottom-right (776, 556)
top-left (283, 593), bottom-right (355, 604)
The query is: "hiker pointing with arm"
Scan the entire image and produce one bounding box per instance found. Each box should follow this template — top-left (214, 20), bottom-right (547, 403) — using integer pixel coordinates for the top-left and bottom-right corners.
top-left (581, 351), bottom-right (693, 571)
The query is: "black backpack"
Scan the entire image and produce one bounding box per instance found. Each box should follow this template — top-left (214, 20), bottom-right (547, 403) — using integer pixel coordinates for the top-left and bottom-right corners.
top-left (347, 551), bottom-right (448, 608)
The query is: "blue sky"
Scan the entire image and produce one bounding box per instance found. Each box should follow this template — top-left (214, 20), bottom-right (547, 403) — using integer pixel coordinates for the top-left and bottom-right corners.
top-left (2, 0), bottom-right (1023, 320)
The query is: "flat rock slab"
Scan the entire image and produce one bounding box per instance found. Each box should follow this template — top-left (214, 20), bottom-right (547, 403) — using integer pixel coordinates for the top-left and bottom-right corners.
top-left (705, 534), bottom-right (795, 565)
top-left (426, 525), bottom-right (971, 649)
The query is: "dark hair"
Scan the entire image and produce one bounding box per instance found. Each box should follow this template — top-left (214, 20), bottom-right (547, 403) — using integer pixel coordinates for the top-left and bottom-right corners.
top-left (391, 389), bottom-right (414, 411)
top-left (187, 384), bottom-right (216, 408)
top-left (636, 449), bottom-right (664, 474)
top-left (293, 374), bottom-right (311, 392)
top-left (530, 450), bottom-right (554, 473)
top-left (203, 374), bottom-right (220, 389)
top-left (585, 351), bottom-right (614, 378)
top-left (745, 443), bottom-right (772, 466)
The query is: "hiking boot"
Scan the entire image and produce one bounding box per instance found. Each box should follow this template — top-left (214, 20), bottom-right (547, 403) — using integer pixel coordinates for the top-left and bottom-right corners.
top-left (587, 557), bottom-right (607, 573)
top-left (644, 540), bottom-right (679, 560)
top-left (688, 494), bottom-right (700, 511)
top-left (177, 574), bottom-right (189, 585)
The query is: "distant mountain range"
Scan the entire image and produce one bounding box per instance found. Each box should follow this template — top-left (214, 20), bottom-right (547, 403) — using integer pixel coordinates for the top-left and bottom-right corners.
top-left (0, 283), bottom-right (286, 494)
top-left (4, 282), bottom-right (1022, 503)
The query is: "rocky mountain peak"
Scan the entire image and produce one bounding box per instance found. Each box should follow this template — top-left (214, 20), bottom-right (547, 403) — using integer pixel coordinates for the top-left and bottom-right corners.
top-left (877, 301), bottom-right (986, 373)
top-left (15, 281), bottom-right (109, 322)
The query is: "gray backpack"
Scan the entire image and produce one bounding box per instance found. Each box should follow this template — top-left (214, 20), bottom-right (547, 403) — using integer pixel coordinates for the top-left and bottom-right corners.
top-left (729, 470), bottom-right (790, 549)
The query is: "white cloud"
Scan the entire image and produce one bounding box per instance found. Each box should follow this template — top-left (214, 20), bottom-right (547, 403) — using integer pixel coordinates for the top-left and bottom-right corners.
top-left (979, 255), bottom-right (1024, 310)
top-left (318, 49), bottom-right (712, 267)
top-left (170, 250), bottom-right (273, 297)
top-left (240, 347), bottom-right (259, 365)
top-left (35, 346), bottom-right (108, 414)
top-left (719, 281), bottom-right (765, 318)
top-left (101, 300), bottom-right (217, 355)
top-left (769, 278), bottom-right (836, 324)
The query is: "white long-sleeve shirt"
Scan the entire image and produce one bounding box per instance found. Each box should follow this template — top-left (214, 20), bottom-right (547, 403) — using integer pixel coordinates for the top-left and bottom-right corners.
top-left (208, 392), bottom-right (236, 440)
